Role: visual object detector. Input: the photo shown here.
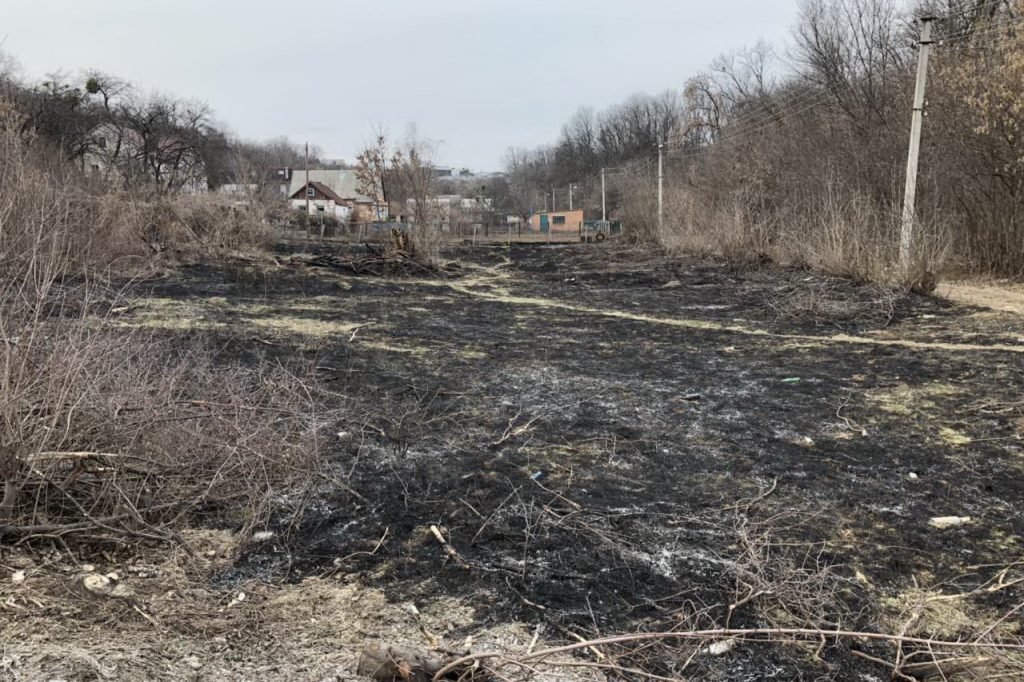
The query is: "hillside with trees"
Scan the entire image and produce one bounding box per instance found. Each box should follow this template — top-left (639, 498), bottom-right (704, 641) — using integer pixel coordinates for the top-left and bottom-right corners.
top-left (504, 0), bottom-right (1024, 280)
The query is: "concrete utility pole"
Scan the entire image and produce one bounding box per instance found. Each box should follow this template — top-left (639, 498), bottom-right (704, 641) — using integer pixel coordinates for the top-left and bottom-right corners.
top-left (900, 16), bottom-right (935, 271)
top-left (551, 186), bottom-right (556, 212)
top-left (568, 184), bottom-right (574, 211)
top-left (601, 168), bottom-right (606, 222)
top-left (304, 142), bottom-right (310, 219)
top-left (657, 143), bottom-right (664, 233)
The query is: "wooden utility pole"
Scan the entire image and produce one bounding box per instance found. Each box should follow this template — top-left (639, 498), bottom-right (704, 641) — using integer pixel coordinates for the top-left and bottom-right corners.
top-left (601, 168), bottom-right (606, 223)
top-left (657, 143), bottom-right (664, 233)
top-left (900, 16), bottom-right (935, 271)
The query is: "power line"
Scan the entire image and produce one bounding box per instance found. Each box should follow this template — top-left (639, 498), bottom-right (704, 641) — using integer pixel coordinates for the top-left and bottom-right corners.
top-left (543, 4), bottom-right (1021, 212)
top-left (586, 77), bottom-right (864, 182)
top-left (931, 0), bottom-right (1010, 23)
top-left (674, 86), bottom-right (847, 153)
top-left (664, 78), bottom-right (864, 162)
top-left (678, 5), bottom-right (1016, 156)
top-left (667, 78), bottom-right (864, 154)
top-left (566, 74), bottom-right (869, 184)
top-left (935, 12), bottom-right (1024, 43)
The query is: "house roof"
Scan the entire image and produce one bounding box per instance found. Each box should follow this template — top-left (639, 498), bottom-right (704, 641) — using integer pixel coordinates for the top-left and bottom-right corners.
top-left (289, 181), bottom-right (346, 203)
top-left (287, 169), bottom-right (368, 202)
top-left (532, 209), bottom-right (584, 217)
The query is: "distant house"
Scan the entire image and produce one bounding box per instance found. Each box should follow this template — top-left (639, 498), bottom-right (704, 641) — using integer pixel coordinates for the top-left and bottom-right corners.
top-left (287, 169), bottom-right (383, 221)
top-left (217, 183), bottom-right (259, 199)
top-left (83, 123), bottom-right (207, 194)
top-left (460, 197), bottom-right (492, 210)
top-left (288, 181), bottom-right (354, 221)
top-left (529, 209), bottom-right (584, 233)
top-left (272, 167), bottom-right (293, 196)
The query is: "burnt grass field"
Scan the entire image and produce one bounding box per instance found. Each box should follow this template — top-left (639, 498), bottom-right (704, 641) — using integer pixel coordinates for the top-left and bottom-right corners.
top-left (125, 241), bottom-right (1024, 680)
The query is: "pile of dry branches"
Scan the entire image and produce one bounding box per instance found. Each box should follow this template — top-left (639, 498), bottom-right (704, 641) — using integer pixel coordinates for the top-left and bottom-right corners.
top-left (288, 229), bottom-right (457, 278)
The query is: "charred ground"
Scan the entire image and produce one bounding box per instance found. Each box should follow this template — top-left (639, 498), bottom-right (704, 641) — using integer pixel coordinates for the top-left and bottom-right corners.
top-left (58, 242), bottom-right (1024, 679)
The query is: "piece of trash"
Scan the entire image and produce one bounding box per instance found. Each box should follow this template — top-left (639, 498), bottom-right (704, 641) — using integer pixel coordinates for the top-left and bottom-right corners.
top-left (126, 565), bottom-right (161, 578)
top-left (683, 393), bottom-right (701, 401)
top-left (780, 377), bottom-right (801, 384)
top-left (705, 638), bottom-right (736, 655)
top-left (11, 570), bottom-right (25, 584)
top-left (228, 591), bottom-right (246, 607)
top-left (405, 603), bottom-right (420, 616)
top-left (929, 516), bottom-right (971, 529)
top-left (251, 530), bottom-right (275, 543)
top-left (71, 572), bottom-right (134, 601)
top-left (530, 471), bottom-right (544, 480)
top-left (908, 472), bottom-right (919, 481)
top-left (661, 280), bottom-right (682, 289)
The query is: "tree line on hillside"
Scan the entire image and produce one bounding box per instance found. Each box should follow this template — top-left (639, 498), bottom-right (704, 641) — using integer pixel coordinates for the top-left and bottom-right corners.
top-left (0, 55), bottom-right (313, 196)
top-left (504, 0), bottom-right (1024, 278)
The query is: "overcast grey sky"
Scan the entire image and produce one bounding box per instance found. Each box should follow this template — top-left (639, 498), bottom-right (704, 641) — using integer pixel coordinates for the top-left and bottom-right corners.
top-left (2, 1), bottom-right (799, 170)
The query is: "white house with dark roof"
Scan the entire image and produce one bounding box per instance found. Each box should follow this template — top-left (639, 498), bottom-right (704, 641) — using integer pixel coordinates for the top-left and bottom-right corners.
top-left (287, 169), bottom-right (384, 221)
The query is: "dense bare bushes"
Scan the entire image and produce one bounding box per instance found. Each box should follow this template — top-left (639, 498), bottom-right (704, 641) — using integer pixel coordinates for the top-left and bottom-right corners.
top-left (0, 330), bottom-right (331, 541)
top-left (0, 105), bottom-right (326, 547)
top-left (89, 193), bottom-right (275, 262)
top-left (643, 175), bottom-right (951, 286)
top-left (1, 102), bottom-right (275, 271)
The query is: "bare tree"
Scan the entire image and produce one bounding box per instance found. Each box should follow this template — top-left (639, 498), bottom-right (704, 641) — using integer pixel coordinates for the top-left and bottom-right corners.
top-left (355, 127), bottom-right (392, 222)
top-left (389, 126), bottom-right (438, 227)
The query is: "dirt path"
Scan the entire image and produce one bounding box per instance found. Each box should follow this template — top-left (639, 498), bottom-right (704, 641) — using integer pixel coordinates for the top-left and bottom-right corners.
top-left (938, 281), bottom-right (1024, 315)
top-left (448, 280), bottom-right (1024, 354)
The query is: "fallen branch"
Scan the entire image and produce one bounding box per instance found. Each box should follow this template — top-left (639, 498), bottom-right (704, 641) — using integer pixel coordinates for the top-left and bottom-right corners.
top-left (491, 412), bottom-right (543, 448)
top-left (328, 527), bottom-right (389, 571)
top-left (431, 627), bottom-right (1024, 681)
top-left (430, 524), bottom-right (469, 569)
top-left (0, 500), bottom-right (185, 538)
